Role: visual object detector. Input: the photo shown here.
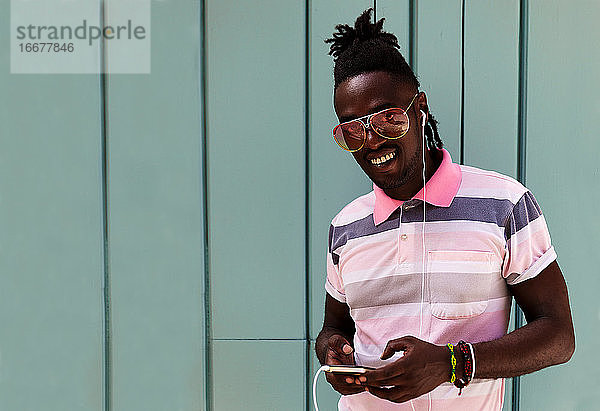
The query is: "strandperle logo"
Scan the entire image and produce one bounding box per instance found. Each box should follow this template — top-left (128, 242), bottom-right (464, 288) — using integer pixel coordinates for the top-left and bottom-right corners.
top-left (11, 0), bottom-right (151, 74)
top-left (15, 19), bottom-right (147, 46)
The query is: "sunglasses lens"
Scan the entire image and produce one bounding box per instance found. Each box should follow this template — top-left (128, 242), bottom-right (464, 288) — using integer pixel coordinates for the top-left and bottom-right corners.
top-left (334, 121), bottom-right (364, 151)
top-left (371, 108), bottom-right (409, 138)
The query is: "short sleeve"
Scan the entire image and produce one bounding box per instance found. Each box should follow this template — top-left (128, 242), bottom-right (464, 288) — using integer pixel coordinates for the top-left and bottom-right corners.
top-left (502, 190), bottom-right (557, 285)
top-left (325, 224), bottom-right (346, 302)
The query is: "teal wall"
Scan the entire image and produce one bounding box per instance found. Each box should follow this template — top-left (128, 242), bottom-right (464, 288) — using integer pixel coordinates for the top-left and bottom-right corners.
top-left (0, 0), bottom-right (597, 410)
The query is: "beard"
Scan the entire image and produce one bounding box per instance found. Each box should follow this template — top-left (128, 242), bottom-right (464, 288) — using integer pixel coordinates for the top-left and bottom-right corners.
top-left (371, 146), bottom-right (422, 190)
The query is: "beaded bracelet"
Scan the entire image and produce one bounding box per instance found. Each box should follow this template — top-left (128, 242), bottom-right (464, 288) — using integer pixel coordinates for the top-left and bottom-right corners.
top-left (446, 343), bottom-right (457, 384)
top-left (458, 341), bottom-right (473, 381)
top-left (467, 342), bottom-right (476, 380)
top-left (454, 340), bottom-right (474, 395)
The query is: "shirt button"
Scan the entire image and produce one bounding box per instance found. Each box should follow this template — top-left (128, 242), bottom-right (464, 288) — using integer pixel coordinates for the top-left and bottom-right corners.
top-left (400, 234), bottom-right (408, 241)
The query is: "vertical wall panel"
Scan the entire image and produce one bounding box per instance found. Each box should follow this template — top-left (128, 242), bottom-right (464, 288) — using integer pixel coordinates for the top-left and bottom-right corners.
top-left (0, 3), bottom-right (103, 410)
top-left (416, 0), bottom-right (462, 159)
top-left (463, 1), bottom-right (519, 177)
top-left (463, 3), bottom-right (520, 408)
top-left (107, 1), bottom-right (205, 410)
top-left (521, 1), bottom-right (600, 409)
top-left (213, 340), bottom-right (305, 411)
top-left (207, 0), bottom-right (305, 340)
top-left (309, 0), bottom-right (373, 340)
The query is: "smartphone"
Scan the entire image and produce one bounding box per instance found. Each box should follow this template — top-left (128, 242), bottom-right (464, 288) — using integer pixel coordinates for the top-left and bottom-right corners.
top-left (325, 365), bottom-right (375, 375)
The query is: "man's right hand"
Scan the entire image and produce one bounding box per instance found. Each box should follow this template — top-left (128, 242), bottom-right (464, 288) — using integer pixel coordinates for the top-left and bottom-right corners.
top-left (324, 334), bottom-right (365, 395)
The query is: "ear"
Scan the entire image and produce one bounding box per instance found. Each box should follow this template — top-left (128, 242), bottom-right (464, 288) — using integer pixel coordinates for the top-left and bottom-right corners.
top-left (416, 91), bottom-right (429, 125)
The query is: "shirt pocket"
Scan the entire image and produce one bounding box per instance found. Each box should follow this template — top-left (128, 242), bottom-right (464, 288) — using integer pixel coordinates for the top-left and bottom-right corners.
top-left (427, 250), bottom-right (494, 320)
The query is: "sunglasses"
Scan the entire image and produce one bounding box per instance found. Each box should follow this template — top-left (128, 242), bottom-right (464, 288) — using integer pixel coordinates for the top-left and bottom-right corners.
top-left (332, 92), bottom-right (419, 152)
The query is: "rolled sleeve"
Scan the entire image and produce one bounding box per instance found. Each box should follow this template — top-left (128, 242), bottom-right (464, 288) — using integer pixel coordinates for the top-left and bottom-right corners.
top-left (325, 224), bottom-right (346, 302)
top-left (502, 191), bottom-right (557, 285)
top-left (325, 252), bottom-right (346, 302)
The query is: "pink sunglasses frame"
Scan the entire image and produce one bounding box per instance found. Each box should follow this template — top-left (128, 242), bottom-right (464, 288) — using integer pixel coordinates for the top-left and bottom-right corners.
top-left (332, 92), bottom-right (419, 152)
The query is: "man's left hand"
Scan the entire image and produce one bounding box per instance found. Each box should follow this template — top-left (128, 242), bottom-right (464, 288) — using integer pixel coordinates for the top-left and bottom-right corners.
top-left (360, 336), bottom-right (452, 403)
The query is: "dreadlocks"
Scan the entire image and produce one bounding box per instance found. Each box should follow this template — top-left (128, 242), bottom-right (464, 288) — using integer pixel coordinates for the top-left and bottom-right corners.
top-left (325, 8), bottom-right (443, 150)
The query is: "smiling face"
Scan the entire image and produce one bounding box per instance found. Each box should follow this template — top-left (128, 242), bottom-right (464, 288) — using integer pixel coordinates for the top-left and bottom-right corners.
top-left (334, 71), bottom-right (437, 200)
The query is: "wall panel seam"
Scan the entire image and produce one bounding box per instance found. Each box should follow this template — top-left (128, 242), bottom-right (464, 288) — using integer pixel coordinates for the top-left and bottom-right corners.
top-left (513, 1), bottom-right (529, 410)
top-left (201, 0), bottom-right (212, 410)
top-left (409, 0), bottom-right (417, 73)
top-left (304, 2), bottom-right (311, 410)
top-left (99, 1), bottom-right (112, 410)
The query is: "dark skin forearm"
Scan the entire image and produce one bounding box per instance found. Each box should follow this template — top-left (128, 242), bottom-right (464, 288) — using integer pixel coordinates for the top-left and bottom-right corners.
top-left (472, 317), bottom-right (573, 379)
top-left (471, 260), bottom-right (575, 378)
top-left (316, 294), bottom-right (356, 365)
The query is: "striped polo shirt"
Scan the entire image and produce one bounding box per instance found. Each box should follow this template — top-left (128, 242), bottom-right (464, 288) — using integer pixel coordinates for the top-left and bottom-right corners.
top-left (325, 148), bottom-right (556, 410)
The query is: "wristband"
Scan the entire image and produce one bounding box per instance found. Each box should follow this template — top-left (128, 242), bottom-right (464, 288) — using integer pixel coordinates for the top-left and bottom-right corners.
top-left (446, 343), bottom-right (456, 384)
top-left (467, 342), bottom-right (476, 380)
top-left (458, 341), bottom-right (473, 382)
top-left (454, 340), bottom-right (473, 395)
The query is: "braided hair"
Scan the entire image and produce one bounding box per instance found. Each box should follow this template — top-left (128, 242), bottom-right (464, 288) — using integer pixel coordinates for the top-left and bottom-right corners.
top-left (325, 8), bottom-right (443, 150)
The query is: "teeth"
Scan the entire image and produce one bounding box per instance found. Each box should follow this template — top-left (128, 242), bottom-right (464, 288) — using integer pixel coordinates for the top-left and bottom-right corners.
top-left (370, 151), bottom-right (395, 165)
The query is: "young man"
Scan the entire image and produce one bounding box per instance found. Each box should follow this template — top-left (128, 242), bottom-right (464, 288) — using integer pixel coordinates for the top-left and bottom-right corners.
top-left (315, 9), bottom-right (575, 410)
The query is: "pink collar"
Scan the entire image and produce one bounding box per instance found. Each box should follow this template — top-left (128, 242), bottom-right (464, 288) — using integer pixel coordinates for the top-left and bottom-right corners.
top-left (373, 148), bottom-right (462, 225)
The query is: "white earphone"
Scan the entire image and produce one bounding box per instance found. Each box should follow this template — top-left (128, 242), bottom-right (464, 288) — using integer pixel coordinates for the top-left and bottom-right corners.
top-left (418, 107), bottom-right (432, 411)
top-left (313, 107), bottom-right (433, 411)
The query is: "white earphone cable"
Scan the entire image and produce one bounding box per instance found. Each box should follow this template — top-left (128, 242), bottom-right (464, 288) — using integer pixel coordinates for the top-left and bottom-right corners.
top-left (409, 111), bottom-right (429, 411)
top-left (421, 111), bottom-right (432, 411)
top-left (312, 365), bottom-right (329, 411)
top-left (313, 112), bottom-right (432, 411)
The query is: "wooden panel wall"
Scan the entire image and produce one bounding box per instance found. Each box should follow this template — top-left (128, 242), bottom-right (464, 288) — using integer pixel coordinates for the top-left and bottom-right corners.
top-left (107, 1), bottom-right (205, 410)
top-left (206, 0), bottom-right (306, 408)
top-left (2, 1), bottom-right (597, 410)
top-left (521, 1), bottom-right (600, 409)
top-left (0, 1), bottom-right (104, 408)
